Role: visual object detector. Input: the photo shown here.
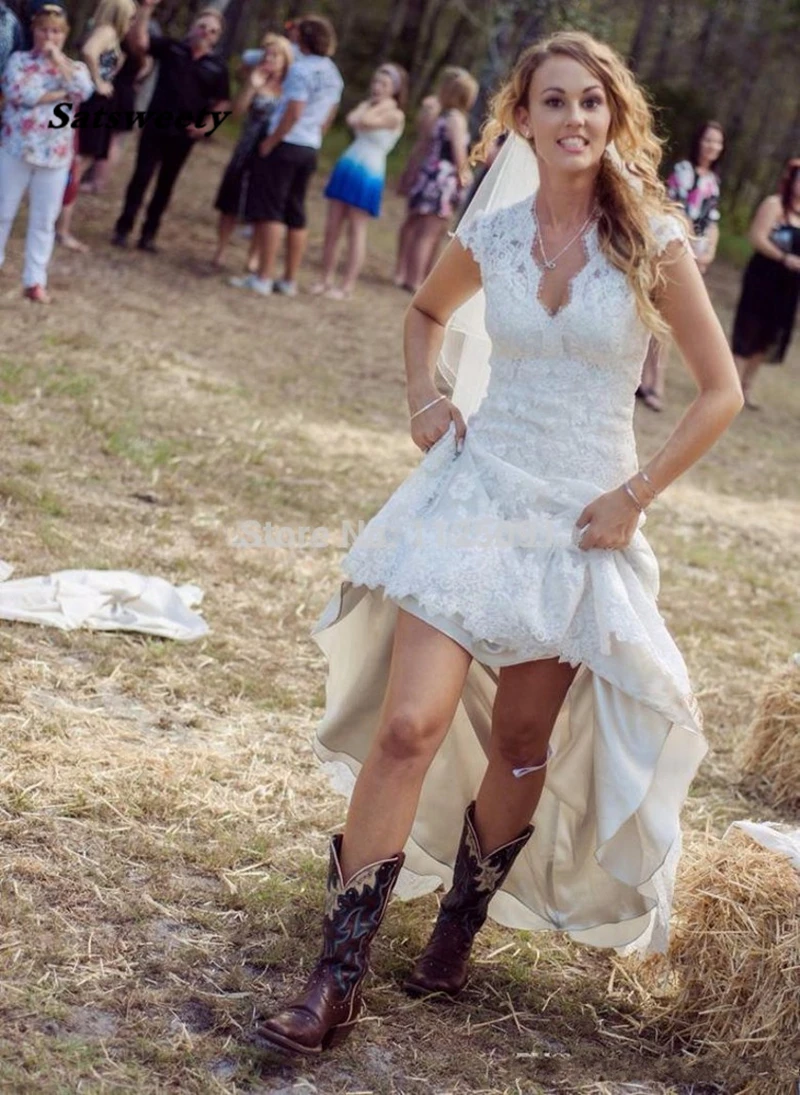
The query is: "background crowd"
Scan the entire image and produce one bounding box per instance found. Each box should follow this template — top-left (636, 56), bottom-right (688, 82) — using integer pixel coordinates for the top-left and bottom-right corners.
top-left (0, 0), bottom-right (799, 409)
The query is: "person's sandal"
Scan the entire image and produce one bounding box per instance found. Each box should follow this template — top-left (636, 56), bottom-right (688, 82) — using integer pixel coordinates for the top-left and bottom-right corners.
top-left (324, 286), bottom-right (352, 301)
top-left (23, 284), bottom-right (51, 304)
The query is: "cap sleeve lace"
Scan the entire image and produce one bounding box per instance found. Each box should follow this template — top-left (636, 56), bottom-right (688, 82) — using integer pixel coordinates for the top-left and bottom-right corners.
top-left (650, 212), bottom-right (689, 255)
top-left (457, 208), bottom-right (490, 266)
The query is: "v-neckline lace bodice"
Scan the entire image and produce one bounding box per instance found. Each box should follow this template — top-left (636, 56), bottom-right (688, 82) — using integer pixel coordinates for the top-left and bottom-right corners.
top-left (532, 224), bottom-right (599, 320)
top-left (450, 197), bottom-right (685, 489)
top-left (529, 206), bottom-right (600, 319)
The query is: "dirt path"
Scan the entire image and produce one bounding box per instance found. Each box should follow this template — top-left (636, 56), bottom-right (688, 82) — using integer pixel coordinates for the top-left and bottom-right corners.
top-left (0, 136), bottom-right (798, 1095)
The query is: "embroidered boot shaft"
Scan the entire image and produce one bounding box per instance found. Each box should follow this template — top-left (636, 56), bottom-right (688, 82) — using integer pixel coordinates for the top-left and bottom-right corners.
top-left (255, 835), bottom-right (404, 1055)
top-left (404, 802), bottom-right (533, 997)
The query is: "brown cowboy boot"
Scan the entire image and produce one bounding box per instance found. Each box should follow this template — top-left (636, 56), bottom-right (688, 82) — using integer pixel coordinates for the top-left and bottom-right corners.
top-left (254, 835), bottom-right (404, 1055)
top-left (404, 802), bottom-right (532, 998)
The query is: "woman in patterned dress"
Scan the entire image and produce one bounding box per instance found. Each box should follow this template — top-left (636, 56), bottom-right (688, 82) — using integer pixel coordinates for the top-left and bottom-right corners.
top-left (638, 120), bottom-right (725, 411)
top-left (401, 67), bottom-right (478, 292)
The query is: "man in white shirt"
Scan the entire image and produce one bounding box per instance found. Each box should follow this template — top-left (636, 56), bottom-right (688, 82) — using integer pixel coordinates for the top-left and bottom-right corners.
top-left (231, 15), bottom-right (343, 297)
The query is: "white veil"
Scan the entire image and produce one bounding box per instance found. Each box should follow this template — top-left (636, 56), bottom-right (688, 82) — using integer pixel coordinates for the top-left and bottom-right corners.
top-left (438, 133), bottom-right (540, 421)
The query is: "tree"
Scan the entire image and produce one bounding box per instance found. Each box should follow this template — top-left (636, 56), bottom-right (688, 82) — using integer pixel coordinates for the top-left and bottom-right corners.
top-left (628, 0), bottom-right (660, 72)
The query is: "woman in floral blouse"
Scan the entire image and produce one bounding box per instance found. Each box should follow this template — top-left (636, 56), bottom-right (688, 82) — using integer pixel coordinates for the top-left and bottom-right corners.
top-left (0, 4), bottom-right (94, 302)
top-left (638, 120), bottom-right (725, 410)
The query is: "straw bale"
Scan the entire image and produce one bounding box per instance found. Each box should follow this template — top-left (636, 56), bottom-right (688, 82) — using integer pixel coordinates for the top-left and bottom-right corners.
top-left (737, 662), bottom-right (800, 814)
top-left (646, 827), bottom-right (800, 1059)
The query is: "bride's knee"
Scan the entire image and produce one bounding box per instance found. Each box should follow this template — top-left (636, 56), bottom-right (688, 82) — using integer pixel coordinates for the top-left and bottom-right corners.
top-left (491, 721), bottom-right (549, 770)
top-left (376, 708), bottom-right (447, 764)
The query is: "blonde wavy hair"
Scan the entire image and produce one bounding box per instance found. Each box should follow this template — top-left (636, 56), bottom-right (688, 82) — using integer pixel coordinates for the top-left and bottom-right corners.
top-left (438, 67), bottom-right (479, 113)
top-left (475, 31), bottom-right (679, 335)
top-left (259, 32), bottom-right (294, 81)
top-left (92, 0), bottom-right (136, 40)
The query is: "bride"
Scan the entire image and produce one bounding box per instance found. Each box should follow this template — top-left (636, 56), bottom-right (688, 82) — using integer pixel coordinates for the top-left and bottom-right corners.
top-left (255, 31), bottom-right (743, 1056)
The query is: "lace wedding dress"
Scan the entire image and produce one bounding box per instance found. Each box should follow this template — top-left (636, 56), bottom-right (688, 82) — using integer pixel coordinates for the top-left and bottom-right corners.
top-left (312, 197), bottom-right (706, 953)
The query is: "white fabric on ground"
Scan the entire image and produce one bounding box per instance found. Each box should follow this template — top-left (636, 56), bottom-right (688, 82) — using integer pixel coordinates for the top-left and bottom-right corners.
top-left (0, 562), bottom-right (208, 641)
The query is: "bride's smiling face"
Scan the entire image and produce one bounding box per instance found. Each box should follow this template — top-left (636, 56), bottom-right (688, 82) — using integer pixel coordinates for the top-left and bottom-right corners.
top-left (515, 56), bottom-right (612, 174)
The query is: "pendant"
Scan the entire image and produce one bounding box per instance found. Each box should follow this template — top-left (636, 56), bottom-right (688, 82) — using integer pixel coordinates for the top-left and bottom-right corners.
top-left (544, 259), bottom-right (556, 270)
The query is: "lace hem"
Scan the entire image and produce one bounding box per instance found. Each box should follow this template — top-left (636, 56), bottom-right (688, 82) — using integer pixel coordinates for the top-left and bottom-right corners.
top-left (342, 569), bottom-right (701, 733)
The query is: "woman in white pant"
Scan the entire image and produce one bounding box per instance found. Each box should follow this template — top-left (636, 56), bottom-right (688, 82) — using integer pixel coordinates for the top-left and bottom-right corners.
top-left (0, 4), bottom-right (93, 302)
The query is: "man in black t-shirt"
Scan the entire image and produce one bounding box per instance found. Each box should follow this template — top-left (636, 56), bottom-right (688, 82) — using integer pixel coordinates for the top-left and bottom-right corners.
top-left (112, 0), bottom-right (230, 252)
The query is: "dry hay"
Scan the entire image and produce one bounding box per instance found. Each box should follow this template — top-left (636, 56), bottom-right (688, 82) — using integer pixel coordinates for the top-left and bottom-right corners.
top-left (640, 826), bottom-right (800, 1063)
top-left (737, 661), bottom-right (800, 814)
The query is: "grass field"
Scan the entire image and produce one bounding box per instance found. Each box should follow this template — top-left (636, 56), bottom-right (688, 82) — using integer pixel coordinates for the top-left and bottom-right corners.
top-left (0, 132), bottom-right (798, 1095)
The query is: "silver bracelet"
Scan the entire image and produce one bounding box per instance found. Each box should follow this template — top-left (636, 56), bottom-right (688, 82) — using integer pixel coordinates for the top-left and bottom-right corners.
top-left (410, 394), bottom-right (446, 420)
top-left (622, 480), bottom-right (645, 513)
top-left (637, 469), bottom-right (658, 497)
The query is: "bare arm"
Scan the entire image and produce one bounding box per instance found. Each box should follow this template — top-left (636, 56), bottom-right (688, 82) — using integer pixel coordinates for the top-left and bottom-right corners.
top-left (347, 100), bottom-right (403, 132)
top-left (445, 109), bottom-right (472, 183)
top-left (258, 99), bottom-right (303, 157)
top-left (232, 70), bottom-right (261, 119)
top-left (749, 195), bottom-right (793, 262)
top-left (36, 89), bottom-right (71, 103)
top-left (403, 239), bottom-right (482, 450)
top-left (345, 99), bottom-right (369, 129)
top-left (129, 0), bottom-right (158, 56)
top-left (134, 55), bottom-right (154, 85)
top-left (417, 95), bottom-right (440, 138)
top-left (82, 24), bottom-right (116, 96)
top-left (40, 44), bottom-right (95, 100)
top-left (577, 242), bottom-right (743, 550)
top-left (642, 243), bottom-right (743, 488)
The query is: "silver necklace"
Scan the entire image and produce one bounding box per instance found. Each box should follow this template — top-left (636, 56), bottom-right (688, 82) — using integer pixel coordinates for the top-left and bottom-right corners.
top-left (532, 200), bottom-right (595, 270)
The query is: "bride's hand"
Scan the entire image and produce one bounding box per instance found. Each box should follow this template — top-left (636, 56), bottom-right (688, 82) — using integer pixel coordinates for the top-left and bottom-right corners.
top-left (575, 486), bottom-right (643, 550)
top-left (410, 396), bottom-right (466, 454)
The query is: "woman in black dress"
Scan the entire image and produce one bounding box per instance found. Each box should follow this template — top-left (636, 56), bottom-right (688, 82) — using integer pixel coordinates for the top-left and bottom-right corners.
top-left (211, 32), bottom-right (293, 271)
top-left (732, 157), bottom-right (800, 409)
top-left (55, 0), bottom-right (136, 250)
top-left (87, 37), bottom-right (153, 194)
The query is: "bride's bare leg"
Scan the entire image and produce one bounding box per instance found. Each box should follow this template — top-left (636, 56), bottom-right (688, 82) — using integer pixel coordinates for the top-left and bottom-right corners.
top-left (403, 656), bottom-right (578, 998)
top-left (340, 610), bottom-right (472, 880)
top-left (473, 657), bottom-right (578, 853)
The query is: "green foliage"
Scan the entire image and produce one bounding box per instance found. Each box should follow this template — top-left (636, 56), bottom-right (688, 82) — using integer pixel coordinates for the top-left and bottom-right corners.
top-left (645, 81), bottom-right (715, 169)
top-left (717, 225), bottom-right (753, 269)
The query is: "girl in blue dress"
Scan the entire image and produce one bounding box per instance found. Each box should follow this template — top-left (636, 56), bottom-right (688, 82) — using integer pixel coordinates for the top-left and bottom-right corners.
top-left (312, 63), bottom-right (406, 300)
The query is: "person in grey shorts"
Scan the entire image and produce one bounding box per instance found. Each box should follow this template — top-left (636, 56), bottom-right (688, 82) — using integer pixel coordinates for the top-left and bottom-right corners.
top-left (230, 15), bottom-right (343, 298)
